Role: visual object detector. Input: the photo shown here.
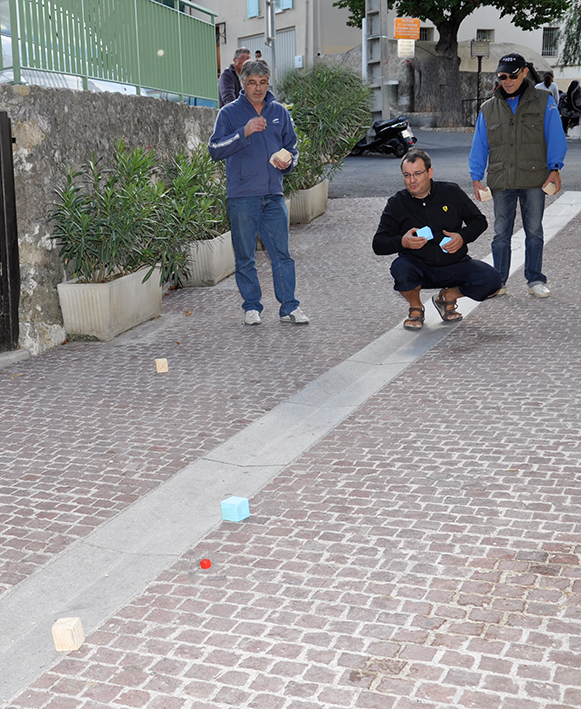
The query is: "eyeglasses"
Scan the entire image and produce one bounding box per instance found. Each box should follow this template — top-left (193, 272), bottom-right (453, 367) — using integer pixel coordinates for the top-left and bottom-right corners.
top-left (497, 68), bottom-right (523, 81)
top-left (402, 169), bottom-right (428, 180)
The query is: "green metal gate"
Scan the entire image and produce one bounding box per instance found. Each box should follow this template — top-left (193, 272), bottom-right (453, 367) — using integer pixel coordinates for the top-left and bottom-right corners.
top-left (0, 0), bottom-right (218, 104)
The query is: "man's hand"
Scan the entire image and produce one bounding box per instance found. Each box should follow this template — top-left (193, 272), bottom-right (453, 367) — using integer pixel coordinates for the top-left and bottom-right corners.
top-left (441, 230), bottom-right (464, 254)
top-left (273, 155), bottom-right (292, 170)
top-left (543, 170), bottom-right (562, 194)
top-left (401, 228), bottom-right (426, 250)
top-left (473, 180), bottom-right (485, 201)
top-left (244, 116), bottom-right (267, 137)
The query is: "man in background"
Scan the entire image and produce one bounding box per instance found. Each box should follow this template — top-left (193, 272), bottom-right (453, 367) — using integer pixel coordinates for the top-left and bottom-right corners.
top-left (470, 53), bottom-right (567, 298)
top-left (218, 47), bottom-right (250, 108)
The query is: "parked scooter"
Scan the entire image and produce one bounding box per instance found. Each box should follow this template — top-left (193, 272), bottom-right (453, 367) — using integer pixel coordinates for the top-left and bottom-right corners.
top-left (350, 115), bottom-right (416, 157)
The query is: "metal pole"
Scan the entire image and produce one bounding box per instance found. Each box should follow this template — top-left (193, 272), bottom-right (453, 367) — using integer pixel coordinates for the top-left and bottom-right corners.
top-left (8, 0), bottom-right (21, 84)
top-left (361, 17), bottom-right (367, 80)
top-left (265, 0), bottom-right (276, 94)
top-left (477, 55), bottom-right (482, 115)
top-left (0, 112), bottom-right (20, 351)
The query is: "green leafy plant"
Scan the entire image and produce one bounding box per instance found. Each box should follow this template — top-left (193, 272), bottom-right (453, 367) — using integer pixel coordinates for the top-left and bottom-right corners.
top-left (163, 147), bottom-right (229, 242)
top-left (51, 141), bottom-right (230, 287)
top-left (282, 130), bottom-right (327, 194)
top-left (279, 64), bottom-right (372, 191)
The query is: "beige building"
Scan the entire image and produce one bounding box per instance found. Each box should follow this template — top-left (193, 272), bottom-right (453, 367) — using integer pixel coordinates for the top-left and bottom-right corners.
top-left (203, 0), bottom-right (362, 82)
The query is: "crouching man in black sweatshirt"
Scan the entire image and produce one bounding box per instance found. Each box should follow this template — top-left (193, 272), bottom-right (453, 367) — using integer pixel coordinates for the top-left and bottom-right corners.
top-left (372, 149), bottom-right (501, 330)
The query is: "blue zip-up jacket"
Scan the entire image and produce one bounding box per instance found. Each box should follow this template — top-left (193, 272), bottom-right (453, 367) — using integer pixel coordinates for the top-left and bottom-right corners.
top-left (208, 90), bottom-right (298, 199)
top-left (469, 88), bottom-right (567, 183)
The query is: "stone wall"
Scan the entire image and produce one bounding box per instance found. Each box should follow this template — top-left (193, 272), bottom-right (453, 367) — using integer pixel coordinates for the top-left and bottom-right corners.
top-left (0, 84), bottom-right (217, 355)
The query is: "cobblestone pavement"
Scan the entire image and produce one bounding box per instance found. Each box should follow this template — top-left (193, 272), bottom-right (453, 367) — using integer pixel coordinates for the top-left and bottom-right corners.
top-left (2, 195), bottom-right (581, 708)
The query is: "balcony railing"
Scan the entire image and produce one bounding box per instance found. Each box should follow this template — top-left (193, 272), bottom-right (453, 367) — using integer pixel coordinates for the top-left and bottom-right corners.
top-left (0, 0), bottom-right (218, 105)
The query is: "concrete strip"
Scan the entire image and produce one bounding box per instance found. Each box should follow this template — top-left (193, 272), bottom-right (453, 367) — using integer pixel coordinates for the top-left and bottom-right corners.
top-left (0, 349), bottom-right (30, 370)
top-left (1, 191), bottom-right (580, 703)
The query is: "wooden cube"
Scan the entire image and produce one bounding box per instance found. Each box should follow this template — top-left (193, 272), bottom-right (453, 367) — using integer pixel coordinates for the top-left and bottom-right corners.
top-left (52, 616), bottom-right (85, 652)
top-left (155, 358), bottom-right (168, 373)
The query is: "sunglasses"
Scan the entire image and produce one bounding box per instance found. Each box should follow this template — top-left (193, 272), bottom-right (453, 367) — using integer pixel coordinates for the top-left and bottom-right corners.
top-left (497, 68), bottom-right (523, 81)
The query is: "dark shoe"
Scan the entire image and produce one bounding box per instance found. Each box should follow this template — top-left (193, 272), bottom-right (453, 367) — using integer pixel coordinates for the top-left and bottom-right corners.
top-left (432, 290), bottom-right (462, 322)
top-left (403, 306), bottom-right (425, 331)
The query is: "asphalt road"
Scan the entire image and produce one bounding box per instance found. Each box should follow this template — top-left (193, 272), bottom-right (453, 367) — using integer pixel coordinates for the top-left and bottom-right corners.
top-left (329, 127), bottom-right (581, 199)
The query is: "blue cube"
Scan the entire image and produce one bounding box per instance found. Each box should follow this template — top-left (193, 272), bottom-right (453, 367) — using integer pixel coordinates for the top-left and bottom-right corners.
top-left (220, 496), bottom-right (250, 522)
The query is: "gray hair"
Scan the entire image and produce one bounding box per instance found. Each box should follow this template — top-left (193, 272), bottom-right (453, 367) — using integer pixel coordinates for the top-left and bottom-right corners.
top-left (240, 58), bottom-right (271, 83)
top-left (234, 47), bottom-right (251, 59)
top-left (401, 148), bottom-right (432, 171)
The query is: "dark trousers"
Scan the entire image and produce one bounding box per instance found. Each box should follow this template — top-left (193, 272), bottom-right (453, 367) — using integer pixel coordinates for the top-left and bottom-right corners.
top-left (390, 254), bottom-right (502, 302)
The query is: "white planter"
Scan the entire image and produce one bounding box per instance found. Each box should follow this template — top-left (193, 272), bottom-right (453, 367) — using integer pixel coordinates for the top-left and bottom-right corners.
top-left (57, 266), bottom-right (162, 341)
top-left (184, 231), bottom-right (236, 287)
top-left (289, 179), bottom-right (329, 224)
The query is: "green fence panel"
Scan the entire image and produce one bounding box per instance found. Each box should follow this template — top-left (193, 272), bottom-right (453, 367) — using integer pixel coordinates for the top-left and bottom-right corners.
top-left (3, 0), bottom-right (217, 103)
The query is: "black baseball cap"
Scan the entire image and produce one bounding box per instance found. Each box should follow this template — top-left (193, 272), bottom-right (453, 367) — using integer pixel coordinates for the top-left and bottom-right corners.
top-left (496, 53), bottom-right (527, 73)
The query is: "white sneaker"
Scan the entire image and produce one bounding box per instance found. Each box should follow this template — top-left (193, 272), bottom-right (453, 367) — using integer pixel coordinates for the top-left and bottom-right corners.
top-left (528, 283), bottom-right (551, 298)
top-left (487, 285), bottom-right (507, 298)
top-left (280, 307), bottom-right (309, 324)
top-left (244, 309), bottom-right (261, 325)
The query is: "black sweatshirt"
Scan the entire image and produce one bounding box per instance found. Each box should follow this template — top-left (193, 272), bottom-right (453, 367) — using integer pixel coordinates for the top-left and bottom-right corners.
top-left (372, 181), bottom-right (488, 268)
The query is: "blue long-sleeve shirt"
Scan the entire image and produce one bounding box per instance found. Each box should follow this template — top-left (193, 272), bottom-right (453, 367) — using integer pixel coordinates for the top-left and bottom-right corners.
top-left (469, 93), bottom-right (567, 182)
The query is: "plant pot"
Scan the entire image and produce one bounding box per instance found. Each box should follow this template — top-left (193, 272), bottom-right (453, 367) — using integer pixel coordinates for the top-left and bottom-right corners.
top-left (184, 231), bottom-right (236, 287)
top-left (288, 179), bottom-right (329, 224)
top-left (57, 266), bottom-right (162, 341)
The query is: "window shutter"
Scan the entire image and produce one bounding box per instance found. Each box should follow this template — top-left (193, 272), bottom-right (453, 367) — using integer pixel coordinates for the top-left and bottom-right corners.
top-left (281, 0), bottom-right (292, 8)
top-left (247, 0), bottom-right (259, 18)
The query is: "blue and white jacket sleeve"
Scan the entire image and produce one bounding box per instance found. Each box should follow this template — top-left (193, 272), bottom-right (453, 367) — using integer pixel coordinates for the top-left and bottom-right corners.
top-left (469, 112), bottom-right (489, 182)
top-left (208, 110), bottom-right (251, 162)
top-left (544, 96), bottom-right (567, 171)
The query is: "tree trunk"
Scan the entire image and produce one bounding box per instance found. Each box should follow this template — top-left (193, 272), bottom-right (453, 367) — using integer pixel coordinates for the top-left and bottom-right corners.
top-left (435, 20), bottom-right (463, 127)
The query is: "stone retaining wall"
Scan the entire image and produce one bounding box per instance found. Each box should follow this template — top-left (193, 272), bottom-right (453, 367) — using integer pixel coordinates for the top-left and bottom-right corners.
top-left (0, 84), bottom-right (217, 355)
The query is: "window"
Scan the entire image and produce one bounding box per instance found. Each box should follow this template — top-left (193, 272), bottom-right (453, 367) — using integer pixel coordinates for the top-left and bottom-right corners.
top-left (275, 0), bottom-right (293, 10)
top-left (542, 27), bottom-right (559, 56)
top-left (476, 29), bottom-right (494, 41)
top-left (247, 0), bottom-right (259, 18)
top-left (419, 27), bottom-right (433, 42)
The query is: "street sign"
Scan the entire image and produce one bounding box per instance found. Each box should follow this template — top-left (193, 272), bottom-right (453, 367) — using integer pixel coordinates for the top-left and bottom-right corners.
top-left (471, 40), bottom-right (490, 58)
top-left (397, 39), bottom-right (415, 59)
top-left (394, 18), bottom-right (420, 40)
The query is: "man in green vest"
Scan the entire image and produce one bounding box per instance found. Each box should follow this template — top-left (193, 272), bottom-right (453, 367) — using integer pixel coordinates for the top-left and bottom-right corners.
top-left (469, 53), bottom-right (567, 298)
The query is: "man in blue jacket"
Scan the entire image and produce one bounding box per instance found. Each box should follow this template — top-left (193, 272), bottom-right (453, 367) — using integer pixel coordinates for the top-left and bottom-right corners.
top-left (209, 59), bottom-right (309, 325)
top-left (469, 53), bottom-right (567, 298)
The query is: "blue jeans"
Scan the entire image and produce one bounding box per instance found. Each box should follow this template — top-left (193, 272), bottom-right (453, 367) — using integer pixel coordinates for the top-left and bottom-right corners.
top-left (491, 188), bottom-right (546, 286)
top-left (227, 195), bottom-right (299, 317)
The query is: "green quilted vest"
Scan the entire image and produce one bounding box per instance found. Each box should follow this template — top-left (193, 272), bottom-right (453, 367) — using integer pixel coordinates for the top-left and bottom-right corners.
top-left (481, 83), bottom-right (549, 191)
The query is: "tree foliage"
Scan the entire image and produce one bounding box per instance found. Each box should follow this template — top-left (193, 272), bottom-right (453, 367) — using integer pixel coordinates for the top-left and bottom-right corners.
top-left (334, 0), bottom-right (568, 125)
top-left (335, 0), bottom-right (568, 33)
top-left (332, 0), bottom-right (365, 28)
top-left (385, 0), bottom-right (568, 34)
top-left (560, 0), bottom-right (581, 67)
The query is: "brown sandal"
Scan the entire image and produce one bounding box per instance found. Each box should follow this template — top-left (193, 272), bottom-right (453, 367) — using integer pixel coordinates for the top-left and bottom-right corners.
top-left (403, 306), bottom-right (425, 331)
top-left (432, 290), bottom-right (462, 322)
